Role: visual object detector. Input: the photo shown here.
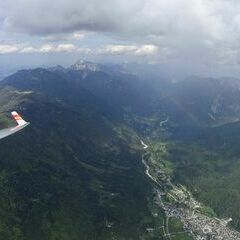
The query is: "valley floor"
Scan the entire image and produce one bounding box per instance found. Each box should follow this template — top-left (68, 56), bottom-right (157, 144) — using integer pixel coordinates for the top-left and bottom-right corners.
top-left (140, 140), bottom-right (240, 240)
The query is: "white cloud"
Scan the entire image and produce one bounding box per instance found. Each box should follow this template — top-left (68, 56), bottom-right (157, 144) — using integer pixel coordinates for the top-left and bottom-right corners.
top-left (0, 43), bottom-right (158, 56)
top-left (20, 46), bottom-right (35, 53)
top-left (0, 43), bottom-right (91, 54)
top-left (0, 44), bottom-right (19, 54)
top-left (42, 32), bottom-right (86, 42)
top-left (56, 44), bottom-right (77, 52)
top-left (39, 44), bottom-right (56, 53)
top-left (99, 44), bottom-right (159, 56)
top-left (134, 45), bottom-right (159, 56)
top-left (99, 45), bottom-right (137, 55)
top-left (28, 44), bottom-right (91, 53)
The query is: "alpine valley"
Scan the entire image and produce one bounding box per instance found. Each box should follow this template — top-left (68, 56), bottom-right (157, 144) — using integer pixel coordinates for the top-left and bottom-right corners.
top-left (1, 60), bottom-right (240, 239)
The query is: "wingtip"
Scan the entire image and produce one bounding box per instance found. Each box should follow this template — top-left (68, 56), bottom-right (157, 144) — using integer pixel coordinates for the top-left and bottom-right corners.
top-left (11, 111), bottom-right (28, 126)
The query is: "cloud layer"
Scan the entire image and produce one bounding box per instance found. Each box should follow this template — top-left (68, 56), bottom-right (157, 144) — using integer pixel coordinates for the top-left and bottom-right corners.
top-left (1, 0), bottom-right (240, 76)
top-left (98, 45), bottom-right (159, 56)
top-left (2, 0), bottom-right (236, 41)
top-left (0, 43), bottom-right (158, 57)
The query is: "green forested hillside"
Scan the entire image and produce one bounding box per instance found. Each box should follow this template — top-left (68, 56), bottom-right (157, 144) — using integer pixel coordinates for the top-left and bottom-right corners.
top-left (0, 69), bottom-right (154, 239)
top-left (167, 121), bottom-right (240, 230)
top-left (1, 66), bottom-right (240, 239)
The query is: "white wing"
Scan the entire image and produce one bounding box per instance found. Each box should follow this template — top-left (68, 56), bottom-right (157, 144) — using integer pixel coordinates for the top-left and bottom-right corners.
top-left (0, 111), bottom-right (30, 140)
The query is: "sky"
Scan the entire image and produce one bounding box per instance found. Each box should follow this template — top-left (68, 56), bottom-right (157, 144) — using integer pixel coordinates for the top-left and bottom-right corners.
top-left (1, 0), bottom-right (240, 78)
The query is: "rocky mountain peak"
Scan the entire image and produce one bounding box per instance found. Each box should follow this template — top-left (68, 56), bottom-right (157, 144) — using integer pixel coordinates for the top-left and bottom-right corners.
top-left (70, 60), bottom-right (101, 72)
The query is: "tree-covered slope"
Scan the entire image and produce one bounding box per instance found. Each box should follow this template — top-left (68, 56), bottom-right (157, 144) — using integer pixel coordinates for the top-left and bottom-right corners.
top-left (0, 69), bottom-right (154, 240)
top-left (2, 64), bottom-right (240, 239)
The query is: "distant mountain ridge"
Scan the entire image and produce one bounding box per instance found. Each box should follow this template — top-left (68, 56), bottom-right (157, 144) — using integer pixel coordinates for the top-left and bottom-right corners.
top-left (3, 61), bottom-right (240, 129)
top-left (168, 76), bottom-right (240, 127)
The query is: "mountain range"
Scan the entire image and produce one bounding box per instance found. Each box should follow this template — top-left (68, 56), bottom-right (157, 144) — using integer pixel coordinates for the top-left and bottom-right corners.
top-left (1, 60), bottom-right (240, 239)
